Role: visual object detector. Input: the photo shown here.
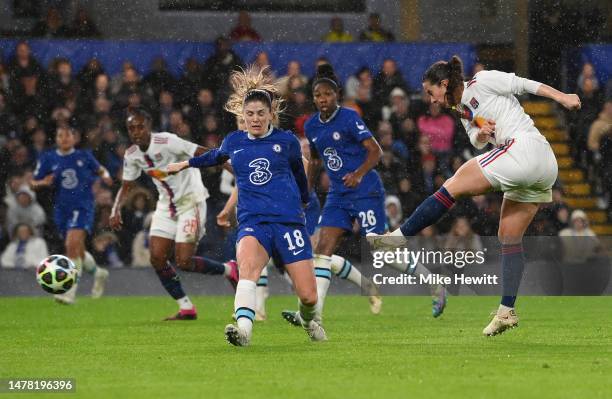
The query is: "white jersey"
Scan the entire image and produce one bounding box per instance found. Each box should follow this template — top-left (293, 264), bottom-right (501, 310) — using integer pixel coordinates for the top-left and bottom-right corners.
top-left (458, 70), bottom-right (544, 149)
top-left (123, 132), bottom-right (209, 217)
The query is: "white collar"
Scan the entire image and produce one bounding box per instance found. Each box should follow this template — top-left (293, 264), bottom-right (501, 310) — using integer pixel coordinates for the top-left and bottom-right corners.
top-left (318, 106), bottom-right (340, 124)
top-left (248, 124), bottom-right (274, 140)
top-left (56, 148), bottom-right (75, 156)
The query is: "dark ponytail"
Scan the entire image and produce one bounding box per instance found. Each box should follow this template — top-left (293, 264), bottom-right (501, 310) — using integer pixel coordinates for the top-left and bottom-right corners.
top-left (313, 64), bottom-right (339, 92)
top-left (422, 55), bottom-right (464, 105)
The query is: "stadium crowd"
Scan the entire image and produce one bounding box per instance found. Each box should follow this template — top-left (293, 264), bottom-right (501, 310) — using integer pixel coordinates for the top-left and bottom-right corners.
top-left (0, 9), bottom-right (608, 268)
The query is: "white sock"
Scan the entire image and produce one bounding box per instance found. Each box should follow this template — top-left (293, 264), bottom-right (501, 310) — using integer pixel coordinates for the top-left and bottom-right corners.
top-left (234, 280), bottom-right (256, 339)
top-left (83, 251), bottom-right (97, 274)
top-left (255, 267), bottom-right (269, 316)
top-left (390, 229), bottom-right (404, 236)
top-left (177, 296), bottom-right (194, 310)
top-left (313, 254), bottom-right (332, 322)
top-left (330, 255), bottom-right (361, 286)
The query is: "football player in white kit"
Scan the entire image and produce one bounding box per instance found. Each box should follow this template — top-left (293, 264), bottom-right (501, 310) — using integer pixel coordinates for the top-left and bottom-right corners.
top-left (369, 56), bottom-right (581, 336)
top-left (109, 107), bottom-right (238, 320)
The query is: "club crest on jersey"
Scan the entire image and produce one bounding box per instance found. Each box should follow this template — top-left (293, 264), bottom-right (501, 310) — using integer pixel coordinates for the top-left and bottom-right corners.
top-left (332, 132), bottom-right (341, 141)
top-left (272, 144), bottom-right (281, 153)
top-left (470, 97), bottom-right (479, 109)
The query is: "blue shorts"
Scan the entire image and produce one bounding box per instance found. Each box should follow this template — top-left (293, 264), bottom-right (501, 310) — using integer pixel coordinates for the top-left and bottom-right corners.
top-left (54, 206), bottom-right (94, 237)
top-left (319, 196), bottom-right (386, 235)
top-left (237, 223), bottom-right (313, 265)
top-left (304, 195), bottom-right (321, 236)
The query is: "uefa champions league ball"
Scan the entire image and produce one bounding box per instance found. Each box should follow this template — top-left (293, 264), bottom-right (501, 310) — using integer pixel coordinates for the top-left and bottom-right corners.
top-left (36, 255), bottom-right (78, 294)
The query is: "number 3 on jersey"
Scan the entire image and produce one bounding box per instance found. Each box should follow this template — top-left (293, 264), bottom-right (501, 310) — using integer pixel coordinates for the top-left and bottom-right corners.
top-left (323, 147), bottom-right (343, 171)
top-left (61, 169), bottom-right (79, 189)
top-left (248, 158), bottom-right (272, 185)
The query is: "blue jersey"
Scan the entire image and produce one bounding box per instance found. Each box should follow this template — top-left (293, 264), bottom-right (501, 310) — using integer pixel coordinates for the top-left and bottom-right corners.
top-left (305, 107), bottom-right (384, 204)
top-left (189, 127), bottom-right (309, 227)
top-left (34, 149), bottom-right (101, 207)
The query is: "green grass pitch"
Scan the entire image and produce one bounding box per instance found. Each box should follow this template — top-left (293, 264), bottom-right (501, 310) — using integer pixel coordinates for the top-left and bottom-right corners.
top-left (2, 296), bottom-right (611, 399)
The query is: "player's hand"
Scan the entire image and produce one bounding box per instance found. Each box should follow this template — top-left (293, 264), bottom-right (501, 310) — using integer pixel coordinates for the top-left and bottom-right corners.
top-left (560, 93), bottom-right (581, 111)
top-left (216, 208), bottom-right (231, 227)
top-left (109, 211), bottom-right (123, 231)
top-left (342, 171), bottom-right (363, 188)
top-left (477, 119), bottom-right (496, 143)
top-left (167, 161), bottom-right (188, 174)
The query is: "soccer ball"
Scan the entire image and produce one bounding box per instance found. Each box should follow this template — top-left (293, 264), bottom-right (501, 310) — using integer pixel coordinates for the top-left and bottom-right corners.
top-left (36, 255), bottom-right (78, 294)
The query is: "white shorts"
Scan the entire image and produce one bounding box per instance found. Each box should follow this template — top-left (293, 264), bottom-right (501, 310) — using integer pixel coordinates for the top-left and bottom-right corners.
top-left (150, 201), bottom-right (207, 243)
top-left (477, 136), bottom-right (558, 203)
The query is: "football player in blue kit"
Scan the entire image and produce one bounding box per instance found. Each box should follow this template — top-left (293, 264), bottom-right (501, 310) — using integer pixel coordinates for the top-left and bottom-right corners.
top-left (168, 66), bottom-right (327, 346)
top-left (282, 64), bottom-right (447, 326)
top-left (217, 136), bottom-right (382, 321)
top-left (31, 126), bottom-right (111, 304)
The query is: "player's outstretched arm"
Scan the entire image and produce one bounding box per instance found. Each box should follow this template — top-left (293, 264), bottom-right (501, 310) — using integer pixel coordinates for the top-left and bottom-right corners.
top-left (30, 174), bottom-right (55, 189)
top-left (109, 180), bottom-right (136, 231)
top-left (535, 84), bottom-right (581, 111)
top-left (343, 137), bottom-right (382, 188)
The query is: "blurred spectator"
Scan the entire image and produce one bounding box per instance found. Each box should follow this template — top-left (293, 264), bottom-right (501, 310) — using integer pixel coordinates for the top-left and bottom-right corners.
top-left (0, 62), bottom-right (10, 93)
top-left (559, 210), bottom-right (601, 264)
top-left (143, 57), bottom-right (176, 100)
top-left (397, 177), bottom-right (422, 217)
top-left (188, 88), bottom-right (216, 127)
top-left (587, 100), bottom-right (612, 164)
top-left (68, 7), bottom-right (101, 38)
top-left (229, 11), bottom-right (262, 42)
top-left (1, 223), bottom-right (48, 268)
top-left (118, 188), bottom-right (154, 262)
top-left (570, 77), bottom-right (603, 165)
top-left (176, 58), bottom-right (203, 107)
top-left (30, 7), bottom-right (70, 38)
top-left (154, 90), bottom-right (175, 132)
top-left (359, 13), bottom-right (394, 42)
top-left (202, 37), bottom-right (244, 103)
top-left (46, 58), bottom-right (80, 109)
top-left (253, 52), bottom-right (274, 76)
top-left (345, 67), bottom-right (372, 101)
top-left (385, 195), bottom-right (403, 231)
top-left (471, 194), bottom-right (502, 236)
top-left (27, 128), bottom-right (48, 160)
top-left (113, 66), bottom-right (154, 112)
top-left (11, 70), bottom-right (50, 123)
top-left (417, 102), bottom-right (455, 174)
top-left (281, 87), bottom-right (313, 133)
top-left (373, 59), bottom-right (408, 107)
top-left (5, 185), bottom-right (46, 236)
top-left (576, 62), bottom-right (599, 91)
top-left (278, 61), bottom-right (308, 97)
top-left (77, 58), bottom-right (105, 93)
top-left (8, 42), bottom-right (43, 88)
top-left (132, 212), bottom-right (153, 267)
top-left (470, 62), bottom-right (485, 79)
top-left (443, 217), bottom-right (483, 252)
top-left (0, 91), bottom-right (18, 135)
top-left (323, 17), bottom-right (354, 42)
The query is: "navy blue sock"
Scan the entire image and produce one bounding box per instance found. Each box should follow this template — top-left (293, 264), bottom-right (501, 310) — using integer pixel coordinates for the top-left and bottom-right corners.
top-left (500, 244), bottom-right (525, 308)
top-left (190, 256), bottom-right (226, 275)
top-left (155, 263), bottom-right (186, 300)
top-left (399, 187), bottom-right (455, 236)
